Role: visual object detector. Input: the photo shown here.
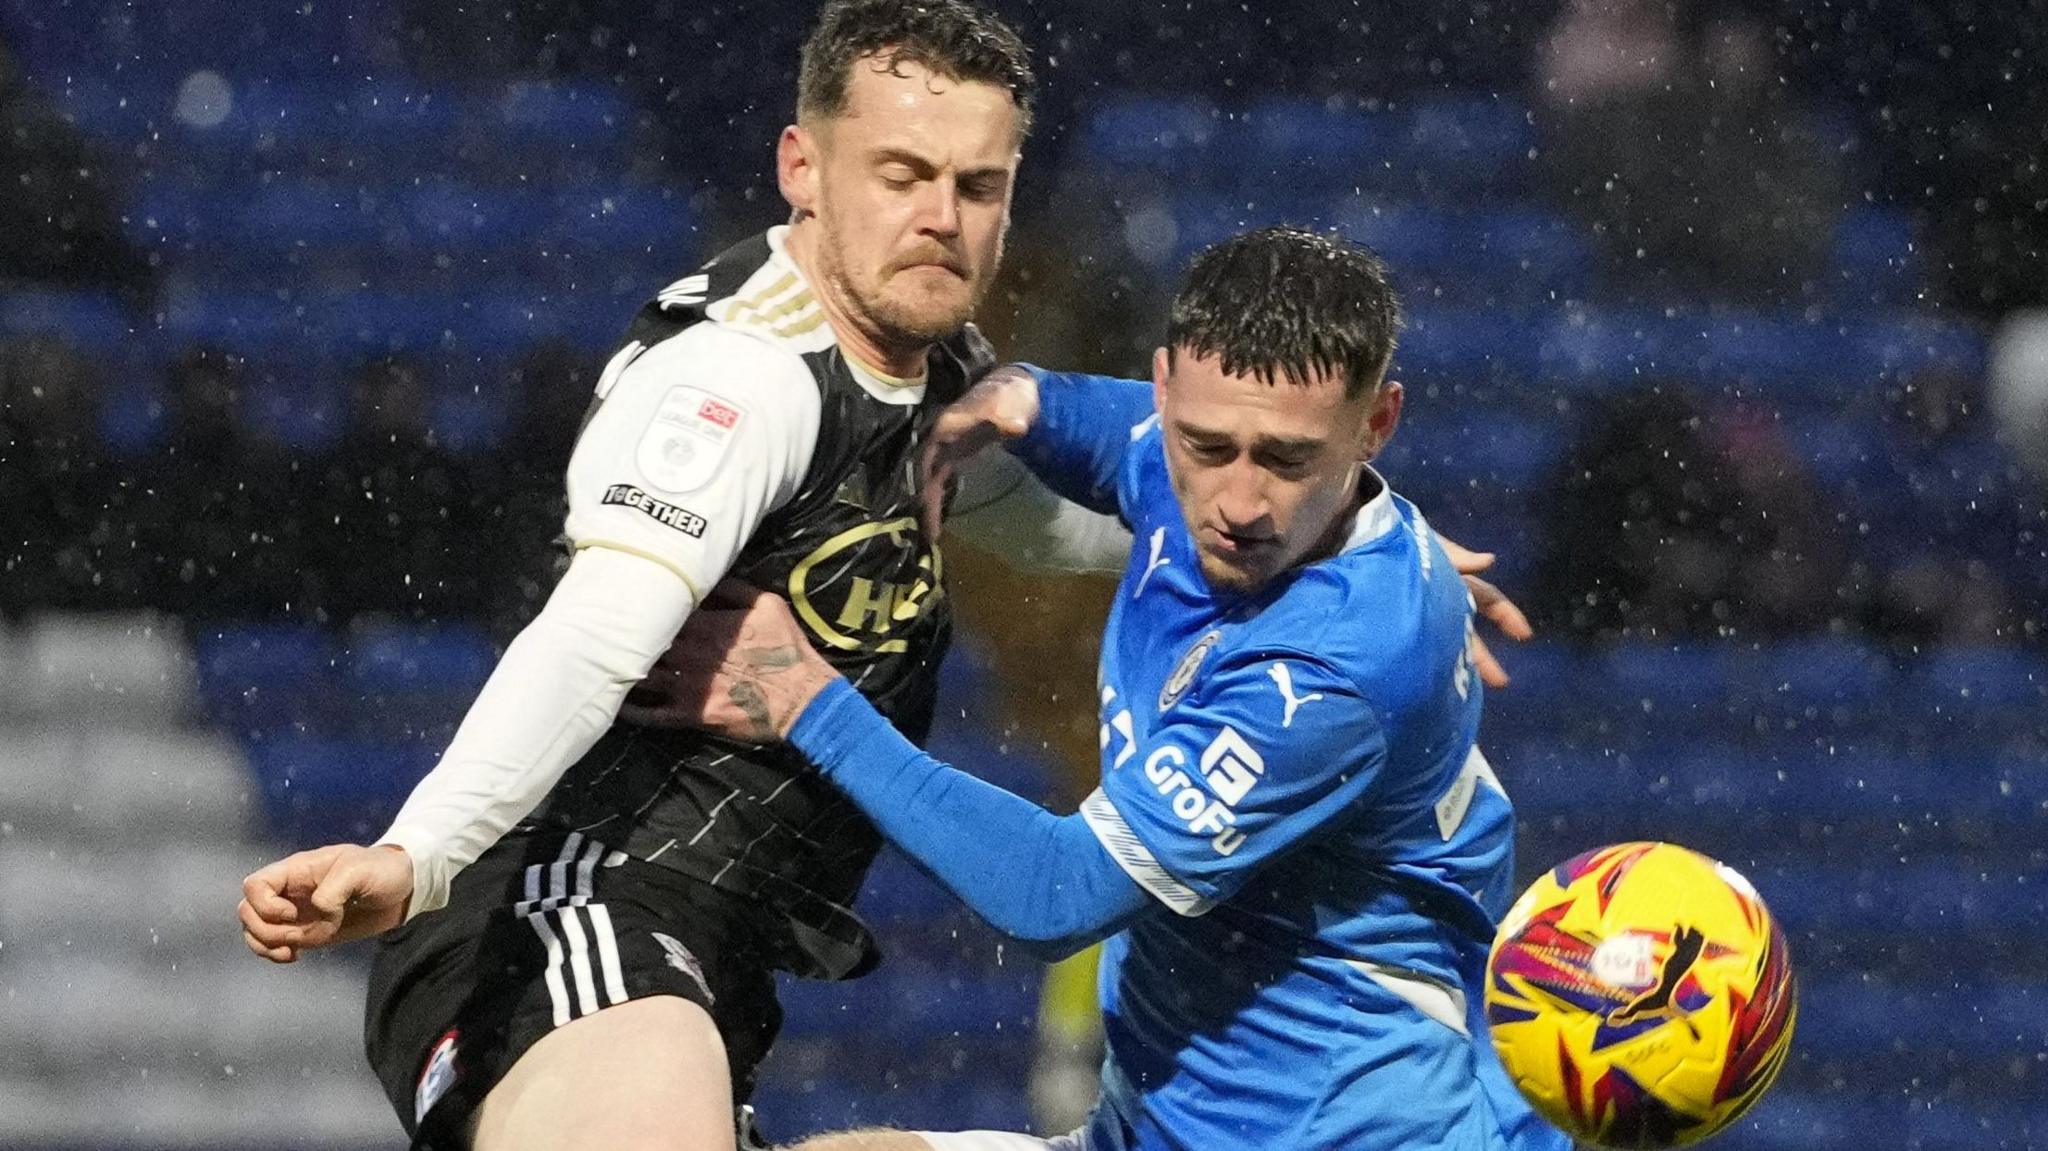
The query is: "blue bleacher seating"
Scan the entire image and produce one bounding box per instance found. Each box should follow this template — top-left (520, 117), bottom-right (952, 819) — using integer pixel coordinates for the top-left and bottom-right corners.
top-left (1079, 96), bottom-right (1221, 175)
top-left (243, 737), bottom-right (438, 845)
top-left (193, 624), bottom-right (343, 739)
top-left (1394, 307), bottom-right (1547, 384)
top-left (1917, 648), bottom-right (2048, 711)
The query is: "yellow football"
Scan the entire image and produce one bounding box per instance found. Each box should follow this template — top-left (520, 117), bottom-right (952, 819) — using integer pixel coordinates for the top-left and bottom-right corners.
top-left (1485, 842), bottom-right (1797, 1148)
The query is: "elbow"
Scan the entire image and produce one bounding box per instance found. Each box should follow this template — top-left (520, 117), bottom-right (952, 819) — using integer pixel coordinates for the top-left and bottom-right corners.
top-left (985, 910), bottom-right (1114, 963)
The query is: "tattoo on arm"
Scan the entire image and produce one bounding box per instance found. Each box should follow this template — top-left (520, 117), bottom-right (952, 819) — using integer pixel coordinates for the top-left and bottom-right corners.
top-left (742, 645), bottom-right (802, 672)
top-left (728, 680), bottom-right (779, 744)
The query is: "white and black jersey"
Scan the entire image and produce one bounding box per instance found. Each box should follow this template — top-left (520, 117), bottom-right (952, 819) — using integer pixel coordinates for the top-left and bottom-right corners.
top-left (519, 228), bottom-right (986, 979)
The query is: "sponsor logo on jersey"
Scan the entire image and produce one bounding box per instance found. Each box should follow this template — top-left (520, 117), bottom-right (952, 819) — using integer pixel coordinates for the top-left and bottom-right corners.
top-left (1158, 630), bottom-right (1222, 711)
top-left (637, 385), bottom-right (745, 492)
top-left (602, 484), bottom-right (708, 538)
top-left (414, 1028), bottom-right (460, 1124)
top-left (786, 517), bottom-right (942, 653)
top-left (1140, 725), bottom-right (1264, 856)
top-left (697, 397), bottom-right (741, 429)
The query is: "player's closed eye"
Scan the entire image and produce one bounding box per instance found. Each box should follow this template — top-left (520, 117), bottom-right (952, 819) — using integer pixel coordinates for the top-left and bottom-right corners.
top-left (1258, 452), bottom-right (1314, 478)
top-left (959, 176), bottom-right (1006, 203)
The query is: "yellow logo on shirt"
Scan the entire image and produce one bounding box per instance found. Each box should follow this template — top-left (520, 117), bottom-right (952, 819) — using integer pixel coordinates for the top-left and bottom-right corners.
top-left (787, 517), bottom-right (943, 652)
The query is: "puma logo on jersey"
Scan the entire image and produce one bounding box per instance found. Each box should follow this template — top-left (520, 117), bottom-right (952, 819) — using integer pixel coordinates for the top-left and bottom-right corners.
top-left (1135, 527), bottom-right (1171, 598)
top-left (1267, 661), bottom-right (1324, 728)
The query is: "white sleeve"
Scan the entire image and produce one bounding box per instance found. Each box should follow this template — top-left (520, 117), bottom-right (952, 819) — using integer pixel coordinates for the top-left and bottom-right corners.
top-left (945, 449), bottom-right (1132, 572)
top-left (562, 325), bottom-right (822, 595)
top-left (375, 547), bottom-right (695, 917)
top-left (376, 326), bottom-right (822, 916)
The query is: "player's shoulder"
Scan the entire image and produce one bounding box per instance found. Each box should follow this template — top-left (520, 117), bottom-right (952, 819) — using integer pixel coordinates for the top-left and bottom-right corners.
top-left (1261, 493), bottom-right (1464, 696)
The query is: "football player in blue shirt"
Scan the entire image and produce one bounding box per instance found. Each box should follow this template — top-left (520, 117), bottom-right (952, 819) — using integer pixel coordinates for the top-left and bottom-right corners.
top-left (663, 226), bottom-right (1568, 1151)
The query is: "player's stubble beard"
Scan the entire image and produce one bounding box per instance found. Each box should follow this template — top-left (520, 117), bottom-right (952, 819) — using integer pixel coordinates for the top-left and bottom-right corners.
top-left (813, 215), bottom-right (1000, 356)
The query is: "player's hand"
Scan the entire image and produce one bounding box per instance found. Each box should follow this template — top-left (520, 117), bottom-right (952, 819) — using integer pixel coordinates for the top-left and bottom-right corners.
top-left (1437, 535), bottom-right (1535, 689)
top-left (633, 579), bottom-right (843, 744)
top-left (238, 843), bottom-right (413, 963)
top-left (920, 363), bottom-right (1041, 540)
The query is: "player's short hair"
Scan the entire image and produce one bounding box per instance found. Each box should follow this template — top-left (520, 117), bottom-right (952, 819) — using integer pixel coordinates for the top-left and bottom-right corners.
top-left (1167, 226), bottom-right (1404, 400)
top-left (798, 0), bottom-right (1037, 137)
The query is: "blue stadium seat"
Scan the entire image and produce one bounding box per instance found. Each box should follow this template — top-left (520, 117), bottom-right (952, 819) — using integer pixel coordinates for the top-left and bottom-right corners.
top-left (346, 622), bottom-right (496, 698)
top-left (1377, 415), bottom-right (1570, 499)
top-left (342, 622), bottom-right (497, 739)
top-left (1916, 648), bottom-right (2048, 711)
top-left (1692, 315), bottom-right (1862, 402)
top-left (1599, 643), bottom-right (1740, 728)
top-left (497, 81), bottom-right (637, 143)
top-left (192, 624), bottom-right (343, 739)
top-left (1394, 307), bottom-right (1546, 384)
top-left (1751, 859), bottom-right (2047, 935)
top-left (1080, 96), bottom-right (1221, 175)
top-left (777, 961), bottom-right (1038, 1046)
top-left (243, 738), bottom-right (438, 845)
top-left (1798, 980), bottom-right (2048, 1060)
top-left (1233, 96), bottom-right (1391, 191)
top-left (1327, 204), bottom-right (1590, 300)
top-left (1833, 207), bottom-right (1921, 303)
top-left (1742, 1089), bottom-right (2042, 1151)
top-left (1754, 636), bottom-right (1896, 711)
top-left (1537, 308), bottom-right (1678, 394)
top-left (1855, 315), bottom-right (1987, 383)
top-left (1479, 640), bottom-right (1591, 726)
top-left (0, 290), bottom-right (137, 346)
top-left (1399, 95), bottom-right (1535, 189)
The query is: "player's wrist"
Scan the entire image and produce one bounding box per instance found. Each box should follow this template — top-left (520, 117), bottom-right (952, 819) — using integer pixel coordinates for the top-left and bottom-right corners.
top-left (778, 661), bottom-right (844, 739)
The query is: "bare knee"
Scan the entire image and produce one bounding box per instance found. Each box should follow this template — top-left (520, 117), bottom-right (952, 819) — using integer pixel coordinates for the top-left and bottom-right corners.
top-left (472, 996), bottom-right (734, 1151)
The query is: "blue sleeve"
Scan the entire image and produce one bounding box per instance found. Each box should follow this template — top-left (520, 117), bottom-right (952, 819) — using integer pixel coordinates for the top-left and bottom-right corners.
top-left (1009, 366), bottom-right (1155, 519)
top-left (1090, 651), bottom-right (1385, 912)
top-left (789, 678), bottom-right (1154, 961)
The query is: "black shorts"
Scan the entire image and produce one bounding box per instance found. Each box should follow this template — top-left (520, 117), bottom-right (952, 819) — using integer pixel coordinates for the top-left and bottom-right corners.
top-left (364, 830), bottom-right (784, 1150)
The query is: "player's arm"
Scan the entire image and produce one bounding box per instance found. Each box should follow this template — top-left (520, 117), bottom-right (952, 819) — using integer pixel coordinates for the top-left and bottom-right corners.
top-left (664, 591), bottom-right (1382, 956)
top-left (941, 449), bottom-right (1132, 572)
top-left (791, 676), bottom-right (1155, 959)
top-left (920, 364), bottom-right (1154, 540)
top-left (238, 332), bottom-right (821, 962)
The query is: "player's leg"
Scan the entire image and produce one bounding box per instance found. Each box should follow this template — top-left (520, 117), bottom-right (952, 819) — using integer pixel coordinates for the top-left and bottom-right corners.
top-left (470, 995), bottom-right (735, 1151)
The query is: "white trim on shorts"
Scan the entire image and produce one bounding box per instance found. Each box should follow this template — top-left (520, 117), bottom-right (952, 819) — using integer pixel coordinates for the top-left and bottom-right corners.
top-left (915, 1127), bottom-right (1092, 1151)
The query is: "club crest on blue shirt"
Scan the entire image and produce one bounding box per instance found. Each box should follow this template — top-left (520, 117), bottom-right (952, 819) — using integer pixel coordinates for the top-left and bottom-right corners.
top-left (1159, 629), bottom-right (1223, 711)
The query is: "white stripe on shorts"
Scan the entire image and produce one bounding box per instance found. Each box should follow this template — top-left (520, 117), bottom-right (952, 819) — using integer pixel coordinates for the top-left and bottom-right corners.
top-left (916, 1127), bottom-right (1093, 1151)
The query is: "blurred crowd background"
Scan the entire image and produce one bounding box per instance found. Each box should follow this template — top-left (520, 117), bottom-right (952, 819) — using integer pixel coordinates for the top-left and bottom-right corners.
top-left (0, 0), bottom-right (2043, 1148)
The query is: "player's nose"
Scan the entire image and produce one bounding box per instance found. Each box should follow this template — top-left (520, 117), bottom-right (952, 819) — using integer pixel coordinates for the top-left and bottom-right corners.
top-left (1214, 471), bottom-right (1271, 530)
top-left (917, 177), bottom-right (963, 237)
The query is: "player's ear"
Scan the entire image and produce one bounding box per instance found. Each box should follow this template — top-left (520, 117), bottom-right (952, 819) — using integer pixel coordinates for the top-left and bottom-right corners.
top-left (778, 124), bottom-right (821, 217)
top-left (1362, 379), bottom-right (1403, 461)
top-left (1151, 346), bottom-right (1172, 413)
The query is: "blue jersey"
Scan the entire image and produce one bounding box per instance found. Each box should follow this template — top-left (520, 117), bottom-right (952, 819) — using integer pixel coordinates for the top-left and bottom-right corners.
top-left (1013, 371), bottom-right (1568, 1151)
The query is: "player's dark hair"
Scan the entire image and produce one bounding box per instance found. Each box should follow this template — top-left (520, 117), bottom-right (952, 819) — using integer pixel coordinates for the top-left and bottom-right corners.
top-left (798, 0), bottom-right (1037, 136)
top-left (1167, 226), bottom-right (1403, 400)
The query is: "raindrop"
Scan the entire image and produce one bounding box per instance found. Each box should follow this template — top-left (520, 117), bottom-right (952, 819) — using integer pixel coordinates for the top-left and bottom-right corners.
top-left (172, 71), bottom-right (234, 129)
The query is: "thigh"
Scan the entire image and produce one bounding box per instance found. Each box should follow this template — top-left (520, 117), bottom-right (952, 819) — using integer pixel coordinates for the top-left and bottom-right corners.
top-left (472, 995), bottom-right (735, 1151)
top-left (366, 835), bottom-right (783, 1149)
